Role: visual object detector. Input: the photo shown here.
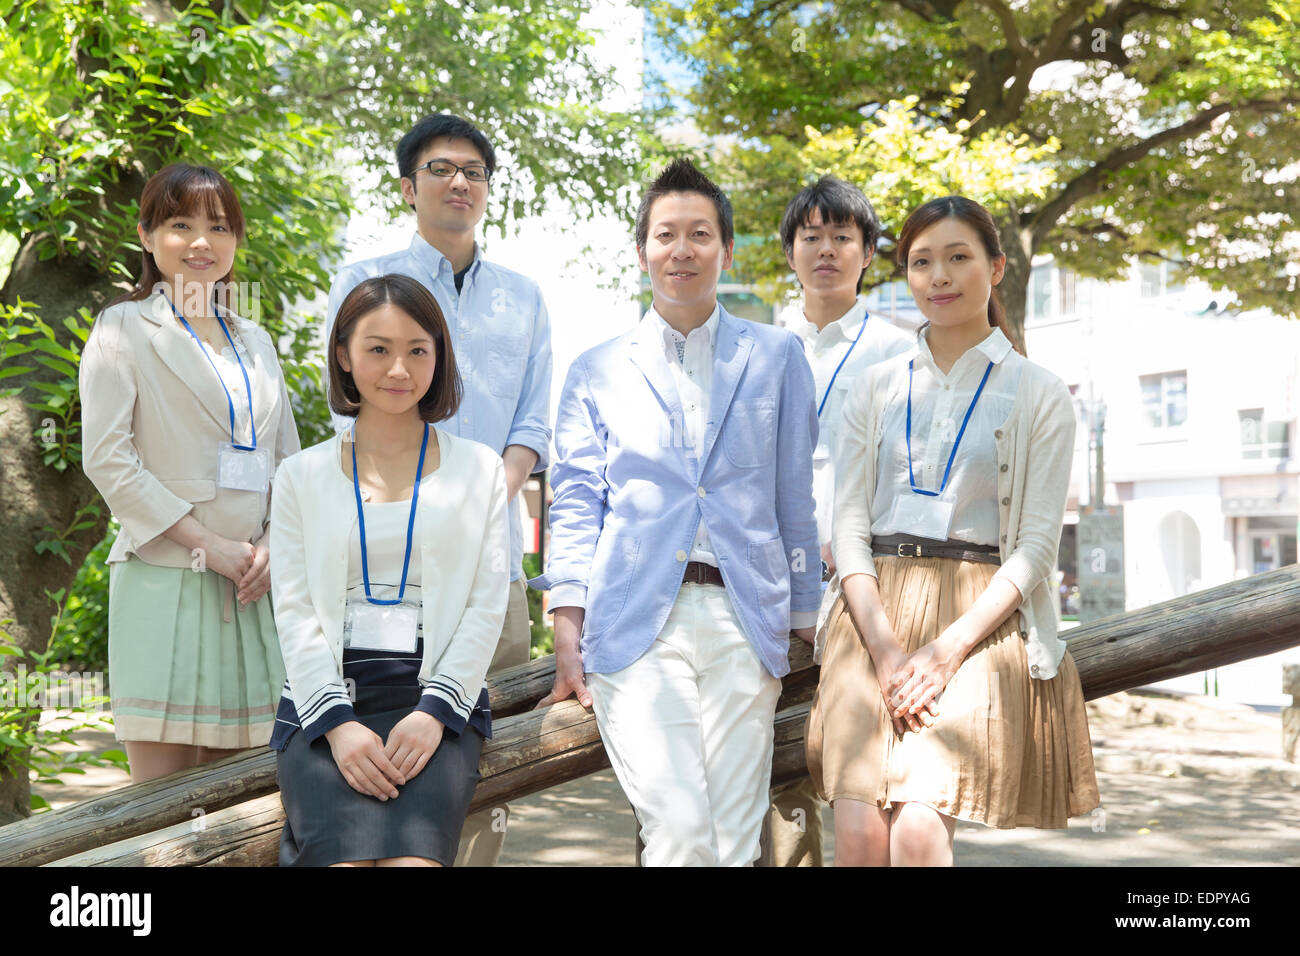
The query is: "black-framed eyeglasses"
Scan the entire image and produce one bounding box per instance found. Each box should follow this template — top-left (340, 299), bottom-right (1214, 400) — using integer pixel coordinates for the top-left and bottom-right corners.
top-left (411, 158), bottom-right (491, 183)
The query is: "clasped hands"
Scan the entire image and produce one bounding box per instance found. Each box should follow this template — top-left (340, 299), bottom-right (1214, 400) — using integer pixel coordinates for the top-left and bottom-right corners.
top-left (324, 711), bottom-right (445, 800)
top-left (204, 532), bottom-right (270, 608)
top-left (875, 635), bottom-right (962, 738)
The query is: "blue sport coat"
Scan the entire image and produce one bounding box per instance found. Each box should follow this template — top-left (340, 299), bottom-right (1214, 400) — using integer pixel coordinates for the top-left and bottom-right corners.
top-left (530, 306), bottom-right (820, 678)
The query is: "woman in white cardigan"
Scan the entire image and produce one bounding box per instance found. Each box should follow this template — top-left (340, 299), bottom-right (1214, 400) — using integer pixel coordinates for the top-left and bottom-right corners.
top-left (806, 196), bottom-right (1099, 866)
top-left (269, 274), bottom-right (508, 867)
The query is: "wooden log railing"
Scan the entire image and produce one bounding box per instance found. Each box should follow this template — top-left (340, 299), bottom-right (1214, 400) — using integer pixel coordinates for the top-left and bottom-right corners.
top-left (2, 564), bottom-right (1298, 866)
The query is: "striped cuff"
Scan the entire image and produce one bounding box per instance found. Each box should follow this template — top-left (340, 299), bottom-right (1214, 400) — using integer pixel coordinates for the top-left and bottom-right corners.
top-left (417, 675), bottom-right (473, 735)
top-left (297, 682), bottom-right (355, 743)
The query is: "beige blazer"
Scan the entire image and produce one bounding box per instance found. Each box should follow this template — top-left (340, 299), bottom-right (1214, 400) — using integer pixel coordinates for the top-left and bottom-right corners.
top-left (79, 292), bottom-right (301, 567)
top-left (831, 343), bottom-right (1076, 680)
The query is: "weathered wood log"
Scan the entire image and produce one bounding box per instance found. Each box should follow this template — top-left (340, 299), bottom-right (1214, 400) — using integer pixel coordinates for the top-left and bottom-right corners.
top-left (1062, 563), bottom-right (1300, 700)
top-left (0, 651), bottom-right (571, 867)
top-left (47, 676), bottom-right (819, 867)
top-left (16, 564), bottom-right (1300, 866)
top-left (49, 793), bottom-right (286, 867)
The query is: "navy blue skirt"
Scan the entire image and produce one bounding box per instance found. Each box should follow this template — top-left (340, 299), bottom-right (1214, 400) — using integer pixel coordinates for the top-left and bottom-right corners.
top-left (276, 683), bottom-right (483, 867)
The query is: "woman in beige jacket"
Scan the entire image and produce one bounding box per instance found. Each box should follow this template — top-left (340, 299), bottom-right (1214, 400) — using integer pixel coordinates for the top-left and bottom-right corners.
top-left (806, 196), bottom-right (1099, 866)
top-left (80, 165), bottom-right (299, 782)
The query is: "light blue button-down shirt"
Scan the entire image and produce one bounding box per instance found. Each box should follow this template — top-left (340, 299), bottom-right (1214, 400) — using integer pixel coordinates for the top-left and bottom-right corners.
top-left (325, 232), bottom-right (553, 581)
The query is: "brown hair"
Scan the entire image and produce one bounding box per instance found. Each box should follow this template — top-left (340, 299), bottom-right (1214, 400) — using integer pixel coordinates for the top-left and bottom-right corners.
top-left (106, 164), bottom-right (247, 309)
top-left (328, 274), bottom-right (462, 423)
top-left (895, 195), bottom-right (1019, 350)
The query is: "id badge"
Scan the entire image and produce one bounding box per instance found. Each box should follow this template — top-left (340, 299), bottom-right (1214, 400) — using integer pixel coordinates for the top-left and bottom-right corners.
top-left (888, 493), bottom-right (955, 541)
top-left (217, 443), bottom-right (269, 492)
top-left (347, 603), bottom-right (418, 653)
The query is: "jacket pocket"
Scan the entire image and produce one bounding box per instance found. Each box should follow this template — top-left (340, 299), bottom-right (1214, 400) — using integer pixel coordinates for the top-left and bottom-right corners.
top-left (748, 535), bottom-right (788, 585)
top-left (722, 397), bottom-right (777, 468)
top-left (748, 535), bottom-right (790, 635)
top-left (160, 478), bottom-right (218, 503)
top-left (486, 334), bottom-right (528, 398)
top-left (583, 535), bottom-right (641, 637)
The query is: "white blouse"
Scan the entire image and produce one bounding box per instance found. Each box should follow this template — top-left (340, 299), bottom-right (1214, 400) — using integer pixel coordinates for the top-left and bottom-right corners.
top-left (867, 327), bottom-right (1022, 546)
top-left (200, 333), bottom-right (254, 447)
top-left (343, 482), bottom-right (432, 643)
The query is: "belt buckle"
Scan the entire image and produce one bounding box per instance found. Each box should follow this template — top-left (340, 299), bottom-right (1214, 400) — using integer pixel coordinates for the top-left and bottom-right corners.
top-left (897, 542), bottom-right (922, 558)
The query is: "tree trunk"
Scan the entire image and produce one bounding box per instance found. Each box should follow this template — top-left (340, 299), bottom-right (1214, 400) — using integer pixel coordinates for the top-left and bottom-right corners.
top-left (998, 217), bottom-right (1033, 356)
top-left (0, 215), bottom-right (134, 823)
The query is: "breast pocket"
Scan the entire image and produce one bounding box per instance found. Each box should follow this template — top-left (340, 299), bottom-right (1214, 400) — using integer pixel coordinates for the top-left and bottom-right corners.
top-left (486, 334), bottom-right (528, 398)
top-left (722, 397), bottom-right (777, 468)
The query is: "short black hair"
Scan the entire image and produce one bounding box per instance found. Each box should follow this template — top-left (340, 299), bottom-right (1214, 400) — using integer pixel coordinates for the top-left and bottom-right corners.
top-left (779, 176), bottom-right (883, 293)
top-left (635, 157), bottom-right (734, 251)
top-left (396, 113), bottom-right (497, 181)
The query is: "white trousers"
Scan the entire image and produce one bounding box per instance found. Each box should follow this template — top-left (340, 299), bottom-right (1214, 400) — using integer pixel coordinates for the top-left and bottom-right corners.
top-left (587, 583), bottom-right (783, 866)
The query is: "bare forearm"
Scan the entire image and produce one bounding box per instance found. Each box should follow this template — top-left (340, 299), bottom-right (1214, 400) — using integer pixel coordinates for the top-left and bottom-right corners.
top-left (841, 572), bottom-right (901, 664)
top-left (502, 444), bottom-right (539, 502)
top-left (939, 577), bottom-right (1023, 660)
top-left (553, 605), bottom-right (584, 649)
top-left (161, 513), bottom-right (211, 553)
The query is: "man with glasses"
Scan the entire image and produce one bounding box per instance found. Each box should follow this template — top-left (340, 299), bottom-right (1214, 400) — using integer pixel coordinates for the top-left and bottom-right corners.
top-left (323, 112), bottom-right (552, 867)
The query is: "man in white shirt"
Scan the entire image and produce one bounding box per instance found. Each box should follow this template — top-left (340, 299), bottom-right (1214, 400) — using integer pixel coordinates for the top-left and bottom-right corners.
top-left (768, 176), bottom-right (912, 866)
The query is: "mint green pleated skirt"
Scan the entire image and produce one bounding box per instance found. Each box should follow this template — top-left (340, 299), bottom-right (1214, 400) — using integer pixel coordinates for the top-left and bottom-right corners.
top-left (108, 557), bottom-right (285, 748)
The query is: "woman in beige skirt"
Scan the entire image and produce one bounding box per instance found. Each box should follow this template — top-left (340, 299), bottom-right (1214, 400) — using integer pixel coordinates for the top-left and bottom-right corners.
top-left (806, 196), bottom-right (1100, 866)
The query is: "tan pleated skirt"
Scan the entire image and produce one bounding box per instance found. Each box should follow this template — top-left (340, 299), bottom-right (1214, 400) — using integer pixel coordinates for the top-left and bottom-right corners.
top-left (806, 556), bottom-right (1100, 829)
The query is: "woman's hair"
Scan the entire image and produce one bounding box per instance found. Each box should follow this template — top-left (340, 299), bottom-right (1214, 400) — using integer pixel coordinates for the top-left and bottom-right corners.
top-left (895, 195), bottom-right (1018, 348)
top-left (328, 274), bottom-right (462, 423)
top-left (106, 164), bottom-right (247, 309)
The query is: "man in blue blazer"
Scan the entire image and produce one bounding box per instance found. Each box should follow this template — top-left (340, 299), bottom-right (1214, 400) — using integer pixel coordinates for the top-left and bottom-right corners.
top-left (532, 159), bottom-right (820, 865)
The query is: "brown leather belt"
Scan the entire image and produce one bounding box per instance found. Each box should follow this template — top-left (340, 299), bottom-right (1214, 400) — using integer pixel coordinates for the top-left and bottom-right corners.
top-left (682, 561), bottom-right (725, 587)
top-left (871, 534), bottom-right (1001, 566)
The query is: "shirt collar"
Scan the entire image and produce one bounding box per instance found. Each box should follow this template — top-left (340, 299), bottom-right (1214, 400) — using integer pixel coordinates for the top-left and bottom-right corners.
top-left (644, 303), bottom-right (720, 351)
top-left (800, 295), bottom-right (868, 348)
top-left (408, 231), bottom-right (483, 281)
top-left (916, 325), bottom-right (1014, 372)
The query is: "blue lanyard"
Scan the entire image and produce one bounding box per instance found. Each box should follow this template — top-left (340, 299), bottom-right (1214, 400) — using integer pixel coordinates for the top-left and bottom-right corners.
top-left (167, 297), bottom-right (257, 451)
top-left (906, 359), bottom-right (993, 497)
top-left (817, 313), bottom-right (868, 418)
top-left (352, 423), bottom-right (429, 606)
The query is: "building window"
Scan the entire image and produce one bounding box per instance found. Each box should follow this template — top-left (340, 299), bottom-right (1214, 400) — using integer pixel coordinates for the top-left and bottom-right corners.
top-left (1246, 516), bottom-right (1298, 573)
top-left (1139, 261), bottom-right (1162, 297)
top-left (1238, 408), bottom-right (1292, 460)
top-left (1029, 264), bottom-right (1052, 320)
top-left (717, 290), bottom-right (774, 325)
top-left (1140, 370), bottom-right (1188, 429)
top-left (1058, 269), bottom-right (1076, 316)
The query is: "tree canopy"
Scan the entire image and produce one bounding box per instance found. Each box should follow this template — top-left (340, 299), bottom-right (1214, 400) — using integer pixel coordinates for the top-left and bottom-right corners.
top-left (0, 0), bottom-right (640, 822)
top-left (653, 0), bottom-right (1300, 340)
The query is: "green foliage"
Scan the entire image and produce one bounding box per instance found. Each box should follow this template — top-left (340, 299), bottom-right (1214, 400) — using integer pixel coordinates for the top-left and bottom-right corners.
top-left (0, 299), bottom-right (94, 472)
top-left (715, 94), bottom-right (1061, 301)
top-left (653, 0), bottom-right (1300, 317)
top-left (278, 0), bottom-right (644, 230)
top-left (523, 552), bottom-right (554, 659)
top-left (48, 524), bottom-right (114, 674)
top-left (0, 618), bottom-right (126, 811)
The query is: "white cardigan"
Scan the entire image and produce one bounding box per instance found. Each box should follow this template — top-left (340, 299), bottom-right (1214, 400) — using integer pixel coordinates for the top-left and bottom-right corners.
top-left (269, 427), bottom-right (509, 737)
top-left (831, 343), bottom-right (1076, 680)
